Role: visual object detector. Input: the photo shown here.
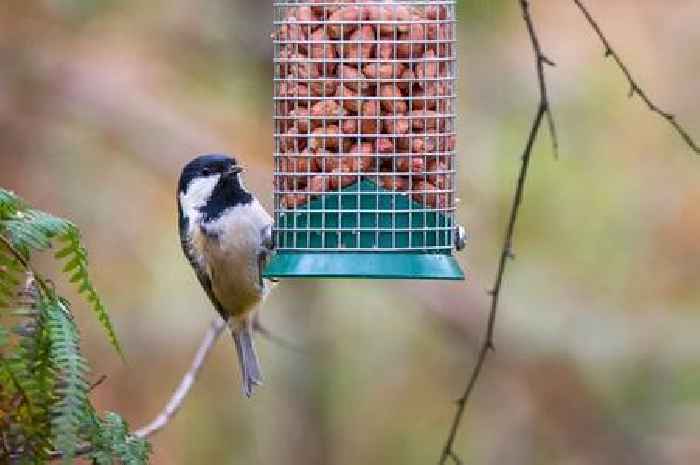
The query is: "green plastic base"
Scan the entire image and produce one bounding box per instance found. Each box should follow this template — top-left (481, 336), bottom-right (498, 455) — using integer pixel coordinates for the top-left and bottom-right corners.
top-left (276, 179), bottom-right (453, 249)
top-left (267, 179), bottom-right (466, 280)
top-left (263, 252), bottom-right (465, 280)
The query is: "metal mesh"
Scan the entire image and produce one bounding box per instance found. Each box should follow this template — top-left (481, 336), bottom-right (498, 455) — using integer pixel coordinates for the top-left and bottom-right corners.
top-left (272, 0), bottom-right (457, 252)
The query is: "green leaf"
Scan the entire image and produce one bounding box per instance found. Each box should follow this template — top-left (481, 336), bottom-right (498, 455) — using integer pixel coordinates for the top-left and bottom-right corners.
top-left (44, 297), bottom-right (90, 464)
top-left (63, 256), bottom-right (81, 273)
top-left (88, 412), bottom-right (151, 465)
top-left (0, 189), bottom-right (24, 219)
top-left (56, 226), bottom-right (123, 358)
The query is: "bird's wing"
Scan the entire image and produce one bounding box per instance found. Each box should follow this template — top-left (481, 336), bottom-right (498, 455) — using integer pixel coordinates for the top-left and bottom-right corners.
top-left (180, 226), bottom-right (228, 320)
top-left (257, 223), bottom-right (276, 289)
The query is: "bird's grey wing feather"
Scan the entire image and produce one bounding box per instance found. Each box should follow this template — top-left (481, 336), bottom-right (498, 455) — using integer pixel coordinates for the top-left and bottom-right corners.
top-left (180, 233), bottom-right (228, 320)
top-left (257, 224), bottom-right (275, 288)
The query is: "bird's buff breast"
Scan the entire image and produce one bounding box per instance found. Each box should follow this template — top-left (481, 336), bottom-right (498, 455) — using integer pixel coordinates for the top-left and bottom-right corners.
top-left (192, 216), bottom-right (263, 318)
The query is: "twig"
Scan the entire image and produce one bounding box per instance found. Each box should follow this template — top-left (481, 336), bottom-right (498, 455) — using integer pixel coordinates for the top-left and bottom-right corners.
top-left (437, 1), bottom-right (553, 463)
top-left (571, 0), bottom-right (699, 155)
top-left (43, 309), bottom-right (301, 459)
top-left (133, 317), bottom-right (227, 438)
top-left (44, 317), bottom-right (227, 460)
top-left (0, 235), bottom-right (50, 296)
top-left (253, 313), bottom-right (304, 354)
top-left (89, 375), bottom-right (108, 393)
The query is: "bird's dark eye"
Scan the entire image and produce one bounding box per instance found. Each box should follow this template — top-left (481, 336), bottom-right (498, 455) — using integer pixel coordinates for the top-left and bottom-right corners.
top-left (202, 167), bottom-right (212, 176)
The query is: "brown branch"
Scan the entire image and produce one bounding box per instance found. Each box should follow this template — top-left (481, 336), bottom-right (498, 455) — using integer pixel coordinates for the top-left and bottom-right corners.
top-left (0, 235), bottom-right (50, 296)
top-left (47, 317), bottom-right (227, 460)
top-left (133, 317), bottom-right (227, 438)
top-left (437, 1), bottom-right (553, 463)
top-left (571, 0), bottom-right (699, 155)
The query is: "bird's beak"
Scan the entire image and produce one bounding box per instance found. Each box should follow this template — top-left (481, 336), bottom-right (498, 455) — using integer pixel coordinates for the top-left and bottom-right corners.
top-left (227, 166), bottom-right (244, 176)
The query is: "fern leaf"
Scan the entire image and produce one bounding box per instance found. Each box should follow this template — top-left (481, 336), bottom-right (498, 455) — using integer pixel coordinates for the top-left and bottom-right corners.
top-left (45, 297), bottom-right (91, 464)
top-left (89, 412), bottom-right (151, 465)
top-left (4, 210), bottom-right (72, 254)
top-left (56, 226), bottom-right (123, 357)
top-left (0, 188), bottom-right (122, 356)
top-left (0, 188), bottom-right (24, 219)
top-left (0, 249), bottom-right (22, 308)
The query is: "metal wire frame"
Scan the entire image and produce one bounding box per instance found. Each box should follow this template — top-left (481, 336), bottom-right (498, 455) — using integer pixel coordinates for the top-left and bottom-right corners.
top-left (272, 0), bottom-right (457, 252)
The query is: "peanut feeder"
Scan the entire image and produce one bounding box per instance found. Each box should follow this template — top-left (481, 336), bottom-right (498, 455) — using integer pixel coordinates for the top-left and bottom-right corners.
top-left (265, 0), bottom-right (466, 279)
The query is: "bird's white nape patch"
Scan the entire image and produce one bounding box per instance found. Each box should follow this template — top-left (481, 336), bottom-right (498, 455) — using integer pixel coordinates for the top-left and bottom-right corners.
top-left (236, 173), bottom-right (249, 194)
top-left (179, 174), bottom-right (221, 225)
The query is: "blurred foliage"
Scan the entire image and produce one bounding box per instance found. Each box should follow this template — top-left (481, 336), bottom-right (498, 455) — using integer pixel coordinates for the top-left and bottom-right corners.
top-left (0, 1), bottom-right (699, 465)
top-left (0, 189), bottom-right (149, 464)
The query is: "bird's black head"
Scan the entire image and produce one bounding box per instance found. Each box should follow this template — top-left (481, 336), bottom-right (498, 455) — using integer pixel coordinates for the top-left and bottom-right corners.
top-left (178, 154), bottom-right (243, 195)
top-left (177, 154), bottom-right (253, 226)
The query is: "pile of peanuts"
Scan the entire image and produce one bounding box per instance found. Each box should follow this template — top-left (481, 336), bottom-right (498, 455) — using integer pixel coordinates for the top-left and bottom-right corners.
top-left (274, 1), bottom-right (455, 209)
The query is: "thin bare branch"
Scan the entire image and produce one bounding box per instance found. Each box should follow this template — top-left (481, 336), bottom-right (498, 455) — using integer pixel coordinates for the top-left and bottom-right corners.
top-left (45, 317), bottom-right (227, 461)
top-left (253, 313), bottom-right (304, 354)
top-left (88, 375), bottom-right (108, 393)
top-left (0, 235), bottom-right (50, 296)
top-left (133, 317), bottom-right (227, 438)
top-left (437, 1), bottom-right (552, 463)
top-left (571, 0), bottom-right (699, 155)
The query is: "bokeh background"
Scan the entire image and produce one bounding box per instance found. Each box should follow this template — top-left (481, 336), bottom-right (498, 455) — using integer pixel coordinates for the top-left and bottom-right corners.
top-left (2, 1), bottom-right (699, 464)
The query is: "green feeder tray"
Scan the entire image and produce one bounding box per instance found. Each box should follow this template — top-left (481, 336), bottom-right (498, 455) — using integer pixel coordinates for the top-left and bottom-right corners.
top-left (264, 180), bottom-right (465, 280)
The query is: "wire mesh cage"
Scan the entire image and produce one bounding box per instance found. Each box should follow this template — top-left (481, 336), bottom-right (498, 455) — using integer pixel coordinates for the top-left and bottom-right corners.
top-left (264, 0), bottom-right (465, 279)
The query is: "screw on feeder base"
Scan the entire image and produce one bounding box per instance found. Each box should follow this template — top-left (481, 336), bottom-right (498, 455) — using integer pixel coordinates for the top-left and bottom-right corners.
top-left (455, 224), bottom-right (467, 251)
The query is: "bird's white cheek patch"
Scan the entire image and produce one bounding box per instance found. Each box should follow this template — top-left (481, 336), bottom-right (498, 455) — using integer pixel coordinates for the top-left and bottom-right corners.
top-left (179, 174), bottom-right (221, 223)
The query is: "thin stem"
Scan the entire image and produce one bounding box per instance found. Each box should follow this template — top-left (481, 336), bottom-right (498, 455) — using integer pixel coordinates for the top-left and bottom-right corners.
top-left (134, 317), bottom-right (227, 438)
top-left (0, 234), bottom-right (51, 296)
top-left (47, 317), bottom-right (228, 460)
top-left (571, 0), bottom-right (699, 154)
top-left (437, 1), bottom-right (552, 463)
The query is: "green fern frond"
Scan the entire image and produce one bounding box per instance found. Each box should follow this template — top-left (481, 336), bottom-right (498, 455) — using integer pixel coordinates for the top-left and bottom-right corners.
top-left (44, 297), bottom-right (91, 464)
top-left (55, 226), bottom-right (124, 357)
top-left (0, 335), bottom-right (55, 462)
top-left (89, 412), bottom-right (151, 465)
top-left (1, 247), bottom-right (23, 308)
top-left (0, 188), bottom-right (25, 218)
top-left (0, 188), bottom-right (122, 356)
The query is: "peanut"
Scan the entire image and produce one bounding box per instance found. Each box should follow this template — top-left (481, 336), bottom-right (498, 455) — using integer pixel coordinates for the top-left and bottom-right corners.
top-left (343, 25), bottom-right (375, 62)
top-left (309, 28), bottom-right (337, 76)
top-left (365, 5), bottom-right (410, 35)
top-left (380, 176), bottom-right (409, 192)
top-left (328, 6), bottom-right (363, 39)
top-left (335, 84), bottom-right (361, 113)
top-left (309, 125), bottom-right (341, 152)
top-left (415, 49), bottom-right (438, 86)
top-left (359, 100), bottom-right (380, 134)
top-left (380, 84), bottom-right (407, 114)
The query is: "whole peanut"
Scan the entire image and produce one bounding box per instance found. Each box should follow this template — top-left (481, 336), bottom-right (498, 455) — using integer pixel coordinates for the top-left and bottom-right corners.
top-left (380, 175), bottom-right (409, 191)
top-left (415, 49), bottom-right (438, 86)
top-left (343, 25), bottom-right (375, 61)
top-left (309, 28), bottom-right (337, 75)
top-left (328, 6), bottom-right (363, 39)
top-left (359, 100), bottom-right (380, 134)
top-left (337, 65), bottom-right (369, 92)
top-left (365, 5), bottom-right (410, 35)
top-left (309, 125), bottom-right (341, 152)
top-left (335, 84), bottom-right (361, 113)
top-left (380, 84), bottom-right (407, 114)
top-left (383, 117), bottom-right (410, 135)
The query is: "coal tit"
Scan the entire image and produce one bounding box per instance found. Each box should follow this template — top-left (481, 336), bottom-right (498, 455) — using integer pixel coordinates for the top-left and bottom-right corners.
top-left (177, 154), bottom-right (274, 397)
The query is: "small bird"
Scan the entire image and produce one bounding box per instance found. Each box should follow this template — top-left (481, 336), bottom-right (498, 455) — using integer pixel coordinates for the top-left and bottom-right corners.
top-left (177, 154), bottom-right (274, 397)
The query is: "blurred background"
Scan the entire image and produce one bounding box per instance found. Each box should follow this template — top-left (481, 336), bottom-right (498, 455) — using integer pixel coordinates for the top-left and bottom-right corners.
top-left (1, 0), bottom-right (699, 464)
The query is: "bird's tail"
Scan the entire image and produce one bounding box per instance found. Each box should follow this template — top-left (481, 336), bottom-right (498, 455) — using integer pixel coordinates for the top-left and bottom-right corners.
top-left (231, 319), bottom-right (262, 397)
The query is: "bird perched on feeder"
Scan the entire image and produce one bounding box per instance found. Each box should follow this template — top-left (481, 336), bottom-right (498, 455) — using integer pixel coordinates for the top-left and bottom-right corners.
top-left (177, 154), bottom-right (274, 397)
